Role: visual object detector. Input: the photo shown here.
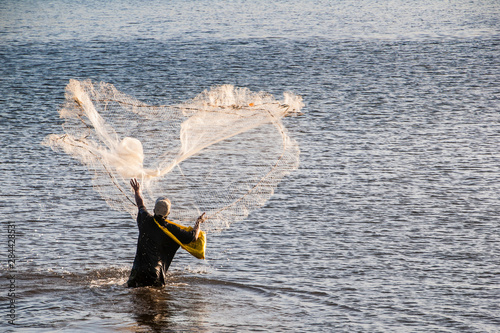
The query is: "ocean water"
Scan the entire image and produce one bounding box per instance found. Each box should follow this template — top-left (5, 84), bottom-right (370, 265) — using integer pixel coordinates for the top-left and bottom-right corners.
top-left (1, 0), bottom-right (499, 332)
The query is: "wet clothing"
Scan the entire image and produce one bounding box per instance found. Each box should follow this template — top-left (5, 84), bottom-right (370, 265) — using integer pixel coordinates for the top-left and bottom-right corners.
top-left (127, 206), bottom-right (196, 287)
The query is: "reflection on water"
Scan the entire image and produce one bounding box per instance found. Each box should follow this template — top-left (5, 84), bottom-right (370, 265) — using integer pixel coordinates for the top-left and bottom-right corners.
top-left (131, 288), bottom-right (177, 332)
top-left (129, 279), bottom-right (212, 333)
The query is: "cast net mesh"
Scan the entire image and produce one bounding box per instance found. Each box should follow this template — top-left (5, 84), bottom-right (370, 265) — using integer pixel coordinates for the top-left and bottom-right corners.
top-left (43, 79), bottom-right (303, 231)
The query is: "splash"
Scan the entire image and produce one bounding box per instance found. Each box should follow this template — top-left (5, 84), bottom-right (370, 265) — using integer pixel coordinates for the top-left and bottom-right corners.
top-left (43, 80), bottom-right (303, 231)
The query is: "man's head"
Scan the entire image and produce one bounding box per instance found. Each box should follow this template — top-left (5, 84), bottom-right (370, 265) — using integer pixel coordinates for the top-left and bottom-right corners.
top-left (154, 197), bottom-right (171, 218)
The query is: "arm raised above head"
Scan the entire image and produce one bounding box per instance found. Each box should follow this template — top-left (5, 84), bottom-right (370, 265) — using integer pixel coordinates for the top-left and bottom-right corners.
top-left (130, 178), bottom-right (145, 209)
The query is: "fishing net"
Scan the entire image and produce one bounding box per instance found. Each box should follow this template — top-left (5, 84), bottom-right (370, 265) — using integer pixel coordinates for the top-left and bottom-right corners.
top-left (43, 79), bottom-right (303, 231)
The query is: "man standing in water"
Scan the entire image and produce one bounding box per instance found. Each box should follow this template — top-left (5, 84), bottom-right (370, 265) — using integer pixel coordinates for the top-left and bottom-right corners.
top-left (127, 178), bottom-right (206, 287)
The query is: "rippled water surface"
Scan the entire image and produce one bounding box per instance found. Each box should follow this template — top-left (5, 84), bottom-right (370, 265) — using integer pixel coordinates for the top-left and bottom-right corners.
top-left (1, 0), bottom-right (499, 332)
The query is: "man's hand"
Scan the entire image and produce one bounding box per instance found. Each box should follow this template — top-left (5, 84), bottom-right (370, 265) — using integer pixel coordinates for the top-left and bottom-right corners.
top-left (197, 212), bottom-right (207, 224)
top-left (130, 178), bottom-right (140, 193)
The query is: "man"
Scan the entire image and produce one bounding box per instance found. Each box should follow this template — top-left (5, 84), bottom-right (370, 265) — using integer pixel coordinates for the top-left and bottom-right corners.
top-left (127, 178), bottom-right (206, 287)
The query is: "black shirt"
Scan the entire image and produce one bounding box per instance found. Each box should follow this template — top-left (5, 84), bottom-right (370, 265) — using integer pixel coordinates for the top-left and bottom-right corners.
top-left (127, 206), bottom-right (196, 287)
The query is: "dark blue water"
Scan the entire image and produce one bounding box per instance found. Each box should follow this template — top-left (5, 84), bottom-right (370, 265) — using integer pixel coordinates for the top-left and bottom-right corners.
top-left (1, 0), bottom-right (499, 332)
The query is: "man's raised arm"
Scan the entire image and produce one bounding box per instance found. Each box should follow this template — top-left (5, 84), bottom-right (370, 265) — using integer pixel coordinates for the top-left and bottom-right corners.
top-left (130, 178), bottom-right (145, 209)
top-left (193, 213), bottom-right (207, 240)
